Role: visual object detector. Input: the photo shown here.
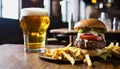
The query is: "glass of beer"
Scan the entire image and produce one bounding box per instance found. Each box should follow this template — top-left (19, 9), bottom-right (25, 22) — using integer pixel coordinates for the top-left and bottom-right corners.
top-left (20, 8), bottom-right (50, 53)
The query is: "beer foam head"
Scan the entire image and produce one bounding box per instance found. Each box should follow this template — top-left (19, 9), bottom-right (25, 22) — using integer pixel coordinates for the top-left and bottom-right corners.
top-left (21, 8), bottom-right (48, 16)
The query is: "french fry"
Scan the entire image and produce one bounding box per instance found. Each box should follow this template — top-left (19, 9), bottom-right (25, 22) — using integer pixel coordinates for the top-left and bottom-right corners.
top-left (66, 42), bottom-right (72, 47)
top-left (75, 48), bottom-right (81, 57)
top-left (112, 48), bottom-right (120, 55)
top-left (85, 54), bottom-right (92, 67)
top-left (68, 47), bottom-right (77, 53)
top-left (115, 42), bottom-right (119, 46)
top-left (83, 58), bottom-right (87, 64)
top-left (76, 49), bottom-right (84, 59)
top-left (62, 51), bottom-right (75, 65)
top-left (112, 42), bottom-right (120, 55)
top-left (62, 43), bottom-right (72, 52)
top-left (105, 42), bottom-right (114, 50)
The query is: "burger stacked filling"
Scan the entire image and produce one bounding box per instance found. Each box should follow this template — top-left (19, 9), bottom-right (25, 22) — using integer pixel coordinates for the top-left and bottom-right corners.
top-left (74, 19), bottom-right (107, 50)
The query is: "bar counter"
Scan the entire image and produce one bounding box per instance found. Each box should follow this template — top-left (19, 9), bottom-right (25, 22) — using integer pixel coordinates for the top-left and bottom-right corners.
top-left (0, 44), bottom-right (120, 69)
top-left (50, 28), bottom-right (120, 44)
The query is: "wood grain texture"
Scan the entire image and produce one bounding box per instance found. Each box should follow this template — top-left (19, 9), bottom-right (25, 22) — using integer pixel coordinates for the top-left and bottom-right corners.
top-left (0, 44), bottom-right (119, 69)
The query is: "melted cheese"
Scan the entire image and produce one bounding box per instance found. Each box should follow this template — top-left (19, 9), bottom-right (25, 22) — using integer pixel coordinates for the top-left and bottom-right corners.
top-left (84, 39), bottom-right (88, 48)
top-left (76, 33), bottom-right (89, 48)
top-left (76, 33), bottom-right (82, 40)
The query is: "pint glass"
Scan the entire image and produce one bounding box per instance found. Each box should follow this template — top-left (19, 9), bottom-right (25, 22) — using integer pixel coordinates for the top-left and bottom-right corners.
top-left (20, 8), bottom-right (50, 53)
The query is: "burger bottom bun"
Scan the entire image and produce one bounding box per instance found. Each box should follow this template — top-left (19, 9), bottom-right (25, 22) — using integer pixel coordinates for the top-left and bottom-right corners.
top-left (82, 49), bottom-right (104, 57)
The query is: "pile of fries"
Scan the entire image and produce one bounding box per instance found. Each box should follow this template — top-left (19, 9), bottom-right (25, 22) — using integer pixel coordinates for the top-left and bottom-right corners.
top-left (104, 42), bottom-right (120, 56)
top-left (44, 43), bottom-right (92, 66)
top-left (43, 42), bottom-right (120, 66)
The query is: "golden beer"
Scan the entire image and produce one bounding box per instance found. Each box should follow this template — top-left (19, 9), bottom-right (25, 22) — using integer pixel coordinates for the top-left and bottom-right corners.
top-left (20, 8), bottom-right (50, 52)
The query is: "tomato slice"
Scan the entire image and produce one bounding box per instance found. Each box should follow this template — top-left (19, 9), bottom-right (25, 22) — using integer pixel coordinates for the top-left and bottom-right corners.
top-left (80, 34), bottom-right (97, 40)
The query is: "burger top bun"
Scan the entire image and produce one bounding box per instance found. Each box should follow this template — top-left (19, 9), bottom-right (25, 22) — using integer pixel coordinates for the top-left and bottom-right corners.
top-left (74, 18), bottom-right (106, 31)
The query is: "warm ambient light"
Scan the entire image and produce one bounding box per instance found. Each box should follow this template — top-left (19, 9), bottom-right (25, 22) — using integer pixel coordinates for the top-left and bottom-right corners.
top-left (91, 0), bottom-right (97, 4)
top-left (31, 0), bottom-right (37, 2)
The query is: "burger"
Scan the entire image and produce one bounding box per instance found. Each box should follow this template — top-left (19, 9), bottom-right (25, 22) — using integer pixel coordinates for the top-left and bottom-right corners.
top-left (74, 18), bottom-right (107, 56)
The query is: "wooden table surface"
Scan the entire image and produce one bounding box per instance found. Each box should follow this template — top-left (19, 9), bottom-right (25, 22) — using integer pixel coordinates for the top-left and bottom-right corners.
top-left (0, 44), bottom-right (120, 69)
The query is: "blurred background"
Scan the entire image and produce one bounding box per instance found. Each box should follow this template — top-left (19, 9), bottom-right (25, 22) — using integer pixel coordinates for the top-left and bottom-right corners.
top-left (0, 0), bottom-right (120, 45)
